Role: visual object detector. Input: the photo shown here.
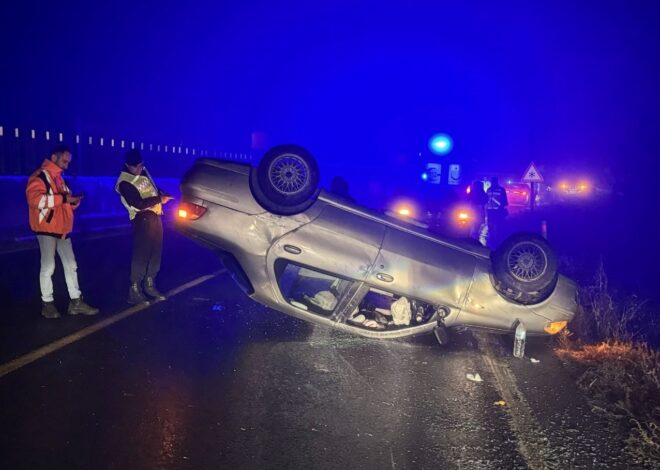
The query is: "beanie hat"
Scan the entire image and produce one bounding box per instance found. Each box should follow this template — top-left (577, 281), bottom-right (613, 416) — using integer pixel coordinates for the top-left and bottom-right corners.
top-left (125, 149), bottom-right (143, 166)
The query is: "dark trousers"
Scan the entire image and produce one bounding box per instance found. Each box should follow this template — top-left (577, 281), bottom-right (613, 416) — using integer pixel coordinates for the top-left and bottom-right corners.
top-left (130, 211), bottom-right (163, 283)
top-left (486, 209), bottom-right (506, 247)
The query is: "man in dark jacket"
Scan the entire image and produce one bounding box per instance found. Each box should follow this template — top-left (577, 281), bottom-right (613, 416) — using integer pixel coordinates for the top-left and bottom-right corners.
top-left (486, 176), bottom-right (509, 247)
top-left (115, 150), bottom-right (173, 304)
top-left (468, 180), bottom-right (488, 245)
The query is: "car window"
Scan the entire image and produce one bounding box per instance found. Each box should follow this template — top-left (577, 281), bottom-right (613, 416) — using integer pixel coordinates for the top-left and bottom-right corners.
top-left (346, 287), bottom-right (438, 330)
top-left (277, 262), bottom-right (352, 316)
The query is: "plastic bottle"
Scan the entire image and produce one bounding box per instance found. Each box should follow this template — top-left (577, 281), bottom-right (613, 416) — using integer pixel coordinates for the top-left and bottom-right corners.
top-left (513, 321), bottom-right (526, 358)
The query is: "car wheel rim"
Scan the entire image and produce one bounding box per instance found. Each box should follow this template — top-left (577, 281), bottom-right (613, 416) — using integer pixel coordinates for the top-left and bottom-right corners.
top-left (507, 241), bottom-right (547, 282)
top-left (268, 154), bottom-right (310, 195)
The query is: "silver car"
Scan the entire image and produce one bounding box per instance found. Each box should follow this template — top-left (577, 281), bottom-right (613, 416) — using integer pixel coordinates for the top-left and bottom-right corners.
top-left (175, 145), bottom-right (576, 345)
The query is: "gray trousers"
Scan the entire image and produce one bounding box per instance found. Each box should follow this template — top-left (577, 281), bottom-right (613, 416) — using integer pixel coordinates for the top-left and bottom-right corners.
top-left (36, 235), bottom-right (82, 303)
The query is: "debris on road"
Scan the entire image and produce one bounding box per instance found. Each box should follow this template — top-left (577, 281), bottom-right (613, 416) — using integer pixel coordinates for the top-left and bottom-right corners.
top-left (530, 358), bottom-right (540, 363)
top-left (466, 373), bottom-right (483, 382)
top-left (493, 400), bottom-right (506, 406)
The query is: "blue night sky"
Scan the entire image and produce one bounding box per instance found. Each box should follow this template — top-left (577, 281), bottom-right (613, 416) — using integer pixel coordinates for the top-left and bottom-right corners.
top-left (1, 1), bottom-right (659, 190)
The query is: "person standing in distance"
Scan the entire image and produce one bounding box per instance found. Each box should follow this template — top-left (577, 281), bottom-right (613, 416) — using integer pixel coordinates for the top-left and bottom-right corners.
top-left (26, 145), bottom-right (99, 318)
top-left (115, 149), bottom-right (173, 304)
top-left (485, 176), bottom-right (509, 247)
top-left (468, 180), bottom-right (488, 246)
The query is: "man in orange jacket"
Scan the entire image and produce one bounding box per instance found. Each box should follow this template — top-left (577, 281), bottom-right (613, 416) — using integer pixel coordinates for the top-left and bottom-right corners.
top-left (26, 145), bottom-right (99, 318)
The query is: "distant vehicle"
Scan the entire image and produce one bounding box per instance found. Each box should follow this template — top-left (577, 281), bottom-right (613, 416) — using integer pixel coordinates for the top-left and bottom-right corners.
top-left (176, 145), bottom-right (576, 346)
top-left (554, 179), bottom-right (592, 197)
top-left (547, 169), bottom-right (615, 203)
top-left (386, 198), bottom-right (474, 238)
top-left (503, 182), bottom-right (531, 206)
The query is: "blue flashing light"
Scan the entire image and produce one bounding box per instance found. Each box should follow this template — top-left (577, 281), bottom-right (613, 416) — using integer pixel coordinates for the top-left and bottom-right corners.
top-left (421, 172), bottom-right (429, 181)
top-left (429, 134), bottom-right (453, 155)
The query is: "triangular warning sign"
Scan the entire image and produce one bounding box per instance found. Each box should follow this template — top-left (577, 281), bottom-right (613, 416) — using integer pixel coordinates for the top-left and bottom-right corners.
top-left (522, 162), bottom-right (544, 183)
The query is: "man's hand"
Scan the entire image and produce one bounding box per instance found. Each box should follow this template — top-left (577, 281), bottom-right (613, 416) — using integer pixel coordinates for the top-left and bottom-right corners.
top-left (160, 195), bottom-right (174, 204)
top-left (68, 195), bottom-right (83, 206)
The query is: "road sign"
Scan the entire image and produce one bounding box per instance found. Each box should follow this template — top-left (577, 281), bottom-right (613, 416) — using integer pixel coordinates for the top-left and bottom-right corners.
top-left (522, 162), bottom-right (544, 183)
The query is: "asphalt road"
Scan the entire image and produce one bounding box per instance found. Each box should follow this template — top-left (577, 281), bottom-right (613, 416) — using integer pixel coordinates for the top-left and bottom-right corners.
top-left (0, 227), bottom-right (646, 469)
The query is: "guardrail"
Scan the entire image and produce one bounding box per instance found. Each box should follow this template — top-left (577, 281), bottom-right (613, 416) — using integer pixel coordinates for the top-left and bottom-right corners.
top-left (0, 124), bottom-right (253, 177)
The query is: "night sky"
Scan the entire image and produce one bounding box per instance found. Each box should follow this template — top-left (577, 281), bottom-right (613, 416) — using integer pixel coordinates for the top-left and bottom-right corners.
top-left (1, 1), bottom-right (659, 191)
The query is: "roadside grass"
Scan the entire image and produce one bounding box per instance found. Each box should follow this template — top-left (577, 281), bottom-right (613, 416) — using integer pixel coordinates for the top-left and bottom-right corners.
top-left (555, 261), bottom-right (659, 465)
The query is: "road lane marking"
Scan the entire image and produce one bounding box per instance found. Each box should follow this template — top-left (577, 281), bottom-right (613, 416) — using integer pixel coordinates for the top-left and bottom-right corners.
top-left (0, 270), bottom-right (224, 379)
top-left (476, 333), bottom-right (556, 470)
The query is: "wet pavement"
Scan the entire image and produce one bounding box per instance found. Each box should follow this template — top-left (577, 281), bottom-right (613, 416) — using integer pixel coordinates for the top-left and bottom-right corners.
top-left (0, 227), bottom-right (650, 469)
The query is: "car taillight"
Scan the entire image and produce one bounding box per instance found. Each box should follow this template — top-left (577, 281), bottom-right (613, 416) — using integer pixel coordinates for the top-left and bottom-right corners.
top-left (177, 202), bottom-right (207, 220)
top-left (544, 320), bottom-right (567, 335)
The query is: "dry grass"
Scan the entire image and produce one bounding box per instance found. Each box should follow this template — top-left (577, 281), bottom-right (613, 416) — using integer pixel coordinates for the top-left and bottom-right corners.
top-left (555, 262), bottom-right (659, 465)
top-left (556, 341), bottom-right (660, 464)
top-left (573, 260), bottom-right (648, 343)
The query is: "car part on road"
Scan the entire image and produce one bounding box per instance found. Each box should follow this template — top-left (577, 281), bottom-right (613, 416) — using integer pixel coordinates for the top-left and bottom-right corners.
top-left (491, 232), bottom-right (558, 305)
top-left (249, 144), bottom-right (320, 215)
top-left (433, 324), bottom-right (450, 345)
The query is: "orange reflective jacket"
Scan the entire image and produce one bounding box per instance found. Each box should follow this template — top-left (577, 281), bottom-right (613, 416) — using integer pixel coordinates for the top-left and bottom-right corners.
top-left (26, 160), bottom-right (74, 238)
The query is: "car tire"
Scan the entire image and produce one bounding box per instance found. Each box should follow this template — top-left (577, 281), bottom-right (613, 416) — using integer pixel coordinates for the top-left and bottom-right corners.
top-left (491, 232), bottom-right (558, 305)
top-left (250, 144), bottom-right (320, 215)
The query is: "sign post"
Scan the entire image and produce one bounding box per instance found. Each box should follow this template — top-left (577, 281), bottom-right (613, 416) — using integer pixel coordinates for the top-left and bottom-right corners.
top-left (522, 162), bottom-right (544, 211)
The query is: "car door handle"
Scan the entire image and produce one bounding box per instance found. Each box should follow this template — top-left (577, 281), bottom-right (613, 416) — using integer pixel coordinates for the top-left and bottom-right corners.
top-left (283, 244), bottom-right (302, 255)
top-left (376, 273), bottom-right (394, 282)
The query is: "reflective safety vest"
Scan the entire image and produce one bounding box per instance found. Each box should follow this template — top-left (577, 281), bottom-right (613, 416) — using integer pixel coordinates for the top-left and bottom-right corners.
top-left (486, 186), bottom-right (507, 211)
top-left (26, 160), bottom-right (74, 238)
top-left (115, 171), bottom-right (163, 220)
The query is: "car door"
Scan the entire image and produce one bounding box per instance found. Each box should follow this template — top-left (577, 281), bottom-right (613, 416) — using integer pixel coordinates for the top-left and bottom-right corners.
top-left (268, 204), bottom-right (386, 318)
top-left (367, 226), bottom-right (477, 310)
top-left (272, 204), bottom-right (386, 281)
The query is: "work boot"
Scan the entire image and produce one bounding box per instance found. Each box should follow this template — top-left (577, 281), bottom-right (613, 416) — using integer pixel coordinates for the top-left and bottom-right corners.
top-left (128, 282), bottom-right (149, 304)
top-left (41, 301), bottom-right (61, 319)
top-left (68, 297), bottom-right (99, 316)
top-left (143, 277), bottom-right (166, 301)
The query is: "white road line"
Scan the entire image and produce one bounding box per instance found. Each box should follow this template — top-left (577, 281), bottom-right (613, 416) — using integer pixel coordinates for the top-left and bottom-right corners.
top-left (477, 333), bottom-right (556, 470)
top-left (0, 270), bottom-right (224, 379)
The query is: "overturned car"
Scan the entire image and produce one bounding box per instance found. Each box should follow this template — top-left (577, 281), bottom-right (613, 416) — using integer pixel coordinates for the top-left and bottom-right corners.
top-left (175, 145), bottom-right (576, 344)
